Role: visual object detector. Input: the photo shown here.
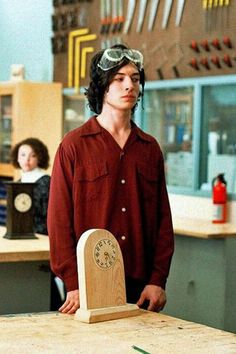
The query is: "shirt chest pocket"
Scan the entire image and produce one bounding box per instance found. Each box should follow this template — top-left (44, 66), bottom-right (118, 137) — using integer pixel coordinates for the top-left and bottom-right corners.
top-left (137, 162), bottom-right (158, 201)
top-left (76, 162), bottom-right (109, 201)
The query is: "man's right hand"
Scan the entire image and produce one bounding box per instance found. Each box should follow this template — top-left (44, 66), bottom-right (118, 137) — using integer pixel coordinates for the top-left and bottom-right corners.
top-left (59, 289), bottom-right (80, 314)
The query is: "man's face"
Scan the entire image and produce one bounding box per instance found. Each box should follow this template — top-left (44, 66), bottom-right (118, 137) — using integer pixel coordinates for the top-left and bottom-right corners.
top-left (17, 144), bottom-right (39, 172)
top-left (103, 63), bottom-right (140, 112)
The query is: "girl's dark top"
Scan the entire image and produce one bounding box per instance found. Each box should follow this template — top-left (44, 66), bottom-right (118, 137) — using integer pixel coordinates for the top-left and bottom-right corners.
top-left (33, 175), bottom-right (50, 234)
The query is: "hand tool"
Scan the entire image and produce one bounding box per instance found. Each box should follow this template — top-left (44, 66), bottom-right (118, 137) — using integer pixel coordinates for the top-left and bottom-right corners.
top-left (111, 0), bottom-right (118, 33)
top-left (189, 58), bottom-right (200, 71)
top-left (201, 39), bottom-right (210, 51)
top-left (111, 0), bottom-right (124, 33)
top-left (117, 0), bottom-right (124, 32)
top-left (105, 0), bottom-right (112, 33)
top-left (223, 36), bottom-right (232, 49)
top-left (162, 0), bottom-right (173, 29)
top-left (190, 40), bottom-right (200, 53)
top-left (200, 57), bottom-right (210, 69)
top-left (68, 28), bottom-right (89, 87)
top-left (223, 54), bottom-right (232, 67)
top-left (100, 0), bottom-right (107, 34)
top-left (136, 0), bottom-right (148, 33)
top-left (175, 0), bottom-right (186, 27)
top-left (211, 55), bottom-right (221, 68)
top-left (123, 0), bottom-right (136, 34)
top-left (211, 38), bottom-right (221, 50)
top-left (147, 0), bottom-right (160, 31)
top-left (74, 33), bottom-right (97, 92)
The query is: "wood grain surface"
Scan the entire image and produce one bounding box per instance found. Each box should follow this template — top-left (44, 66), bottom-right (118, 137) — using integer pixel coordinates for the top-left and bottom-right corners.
top-left (0, 311), bottom-right (235, 353)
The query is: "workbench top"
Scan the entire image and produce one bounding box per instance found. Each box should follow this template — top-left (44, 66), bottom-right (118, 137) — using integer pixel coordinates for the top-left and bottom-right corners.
top-left (173, 217), bottom-right (236, 239)
top-left (0, 226), bottom-right (49, 262)
top-left (0, 311), bottom-right (235, 353)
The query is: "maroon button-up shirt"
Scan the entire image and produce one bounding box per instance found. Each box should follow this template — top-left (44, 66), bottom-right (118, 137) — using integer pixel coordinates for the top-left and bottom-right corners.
top-left (48, 116), bottom-right (174, 292)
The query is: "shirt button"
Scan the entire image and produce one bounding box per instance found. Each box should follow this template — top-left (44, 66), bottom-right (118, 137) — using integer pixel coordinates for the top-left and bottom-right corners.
top-left (121, 179), bottom-right (126, 184)
top-left (121, 235), bottom-right (126, 240)
top-left (121, 207), bottom-right (126, 212)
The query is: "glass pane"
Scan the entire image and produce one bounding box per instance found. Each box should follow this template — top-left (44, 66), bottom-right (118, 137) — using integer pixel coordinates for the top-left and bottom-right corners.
top-left (200, 84), bottom-right (236, 194)
top-left (0, 95), bottom-right (13, 163)
top-left (63, 95), bottom-right (86, 135)
top-left (142, 87), bottom-right (194, 188)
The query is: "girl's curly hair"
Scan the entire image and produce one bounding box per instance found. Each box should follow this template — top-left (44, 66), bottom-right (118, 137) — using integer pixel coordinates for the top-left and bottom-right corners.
top-left (11, 137), bottom-right (50, 169)
top-left (85, 44), bottom-right (145, 115)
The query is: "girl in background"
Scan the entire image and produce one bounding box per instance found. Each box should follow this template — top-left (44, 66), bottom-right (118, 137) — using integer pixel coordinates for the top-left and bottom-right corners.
top-left (11, 137), bottom-right (50, 234)
top-left (11, 137), bottom-right (65, 310)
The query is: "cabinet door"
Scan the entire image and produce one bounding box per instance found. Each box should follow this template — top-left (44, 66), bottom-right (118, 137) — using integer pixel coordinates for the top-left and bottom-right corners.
top-left (0, 87), bottom-right (15, 177)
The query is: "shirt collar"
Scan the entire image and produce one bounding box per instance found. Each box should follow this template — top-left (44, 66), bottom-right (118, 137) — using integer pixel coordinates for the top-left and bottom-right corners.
top-left (79, 116), bottom-right (102, 136)
top-left (80, 115), bottom-right (153, 143)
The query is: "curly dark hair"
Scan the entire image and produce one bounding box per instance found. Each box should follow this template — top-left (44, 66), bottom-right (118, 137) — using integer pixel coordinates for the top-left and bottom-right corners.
top-left (85, 44), bottom-right (145, 115)
top-left (11, 138), bottom-right (50, 169)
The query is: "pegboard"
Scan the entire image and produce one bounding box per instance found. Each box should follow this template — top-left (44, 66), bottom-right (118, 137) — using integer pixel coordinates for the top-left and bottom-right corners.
top-left (52, 0), bottom-right (236, 88)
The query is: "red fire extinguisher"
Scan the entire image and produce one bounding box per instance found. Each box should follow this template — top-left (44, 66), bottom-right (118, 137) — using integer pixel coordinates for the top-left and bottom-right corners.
top-left (212, 173), bottom-right (227, 224)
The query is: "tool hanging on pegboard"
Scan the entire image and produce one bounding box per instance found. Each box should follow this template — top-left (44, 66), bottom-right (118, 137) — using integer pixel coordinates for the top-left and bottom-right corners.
top-left (175, 0), bottom-right (186, 26)
top-left (202, 0), bottom-right (231, 32)
top-left (148, 0), bottom-right (160, 31)
top-left (123, 0), bottom-right (136, 34)
top-left (162, 0), bottom-right (174, 29)
top-left (136, 0), bottom-right (148, 33)
top-left (110, 0), bottom-right (124, 46)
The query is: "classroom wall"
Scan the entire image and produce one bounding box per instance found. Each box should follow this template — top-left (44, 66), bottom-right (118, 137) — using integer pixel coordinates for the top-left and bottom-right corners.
top-left (0, 0), bottom-right (53, 82)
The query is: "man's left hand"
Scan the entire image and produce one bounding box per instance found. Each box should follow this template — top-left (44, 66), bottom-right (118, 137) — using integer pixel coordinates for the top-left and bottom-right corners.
top-left (136, 285), bottom-right (166, 312)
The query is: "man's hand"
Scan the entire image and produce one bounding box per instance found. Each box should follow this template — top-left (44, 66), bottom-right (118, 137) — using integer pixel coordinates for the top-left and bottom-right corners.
top-left (59, 289), bottom-right (80, 314)
top-left (136, 285), bottom-right (166, 312)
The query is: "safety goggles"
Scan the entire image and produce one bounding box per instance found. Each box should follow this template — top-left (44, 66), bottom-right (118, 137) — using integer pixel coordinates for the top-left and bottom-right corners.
top-left (97, 48), bottom-right (144, 71)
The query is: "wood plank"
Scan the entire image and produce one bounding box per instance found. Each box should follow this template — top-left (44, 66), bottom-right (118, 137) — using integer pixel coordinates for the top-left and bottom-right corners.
top-left (0, 226), bottom-right (49, 262)
top-left (0, 311), bottom-right (235, 353)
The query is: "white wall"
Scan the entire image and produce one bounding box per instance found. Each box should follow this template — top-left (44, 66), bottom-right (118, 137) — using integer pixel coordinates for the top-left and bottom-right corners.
top-left (169, 193), bottom-right (236, 225)
top-left (0, 0), bottom-right (53, 82)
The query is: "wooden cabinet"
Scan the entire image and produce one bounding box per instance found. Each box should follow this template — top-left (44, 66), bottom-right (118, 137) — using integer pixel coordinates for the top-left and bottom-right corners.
top-left (0, 81), bottom-right (62, 179)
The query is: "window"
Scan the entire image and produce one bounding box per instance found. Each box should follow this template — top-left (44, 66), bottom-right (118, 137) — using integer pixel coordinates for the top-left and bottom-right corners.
top-left (200, 84), bottom-right (236, 194)
top-left (136, 75), bottom-right (236, 198)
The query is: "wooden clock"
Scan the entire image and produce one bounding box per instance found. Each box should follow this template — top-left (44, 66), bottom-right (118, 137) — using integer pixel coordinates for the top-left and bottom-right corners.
top-left (75, 229), bottom-right (140, 323)
top-left (4, 182), bottom-right (36, 239)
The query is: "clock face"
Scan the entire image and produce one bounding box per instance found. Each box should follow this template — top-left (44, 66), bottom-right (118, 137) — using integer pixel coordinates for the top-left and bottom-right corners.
top-left (14, 193), bottom-right (32, 213)
top-left (94, 239), bottom-right (117, 269)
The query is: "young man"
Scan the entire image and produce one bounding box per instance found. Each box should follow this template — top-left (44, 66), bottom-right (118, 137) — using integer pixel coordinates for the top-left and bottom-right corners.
top-left (48, 45), bottom-right (174, 314)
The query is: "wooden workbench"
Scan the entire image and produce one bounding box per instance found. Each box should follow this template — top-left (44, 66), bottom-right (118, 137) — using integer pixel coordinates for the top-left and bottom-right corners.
top-left (0, 311), bottom-right (235, 353)
top-left (0, 227), bottom-right (49, 263)
top-left (0, 226), bottom-right (50, 315)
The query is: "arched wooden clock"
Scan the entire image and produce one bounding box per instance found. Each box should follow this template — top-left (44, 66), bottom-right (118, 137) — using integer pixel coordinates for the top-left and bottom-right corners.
top-left (4, 182), bottom-right (36, 239)
top-left (75, 229), bottom-right (140, 323)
